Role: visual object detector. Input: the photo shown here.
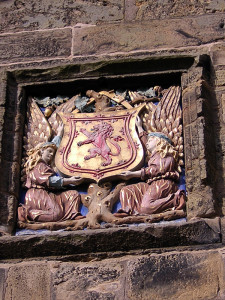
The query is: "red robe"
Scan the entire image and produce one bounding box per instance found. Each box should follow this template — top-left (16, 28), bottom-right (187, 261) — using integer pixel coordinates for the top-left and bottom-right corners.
top-left (19, 162), bottom-right (81, 222)
top-left (119, 145), bottom-right (185, 215)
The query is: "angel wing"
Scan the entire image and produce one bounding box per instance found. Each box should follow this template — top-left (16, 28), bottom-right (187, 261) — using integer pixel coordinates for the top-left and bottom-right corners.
top-left (23, 95), bottom-right (79, 157)
top-left (48, 94), bottom-right (79, 136)
top-left (23, 97), bottom-right (52, 152)
top-left (143, 86), bottom-right (184, 172)
top-left (21, 95), bottom-right (80, 184)
top-left (21, 97), bottom-right (52, 184)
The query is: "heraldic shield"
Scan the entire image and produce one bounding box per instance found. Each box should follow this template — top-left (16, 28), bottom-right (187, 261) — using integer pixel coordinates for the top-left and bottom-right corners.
top-left (55, 105), bottom-right (145, 182)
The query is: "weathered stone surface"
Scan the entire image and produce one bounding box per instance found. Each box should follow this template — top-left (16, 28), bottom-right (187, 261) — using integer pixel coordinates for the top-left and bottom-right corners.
top-left (1, 0), bottom-right (223, 34)
top-left (0, 160), bottom-right (21, 196)
top-left (211, 44), bottom-right (225, 67)
top-left (221, 94), bottom-right (225, 123)
top-left (187, 186), bottom-right (215, 219)
top-left (0, 193), bottom-right (10, 225)
top-left (0, 192), bottom-right (17, 229)
top-left (0, 45), bottom-right (205, 77)
top-left (0, 268), bottom-right (6, 299)
top-left (212, 90), bottom-right (225, 216)
top-left (3, 261), bottom-right (51, 300)
top-left (126, 251), bottom-right (221, 300)
top-left (0, 107), bottom-right (5, 130)
top-left (182, 61), bottom-right (218, 219)
top-left (0, 70), bottom-right (7, 165)
top-left (181, 66), bottom-right (205, 91)
top-left (73, 14), bottom-right (225, 56)
top-left (9, 55), bottom-right (194, 85)
top-left (215, 69), bottom-right (225, 87)
top-left (1, 130), bottom-right (23, 163)
top-left (221, 218), bottom-right (225, 245)
top-left (0, 28), bottom-right (72, 64)
top-left (0, 106), bottom-right (5, 162)
top-left (126, 0), bottom-right (225, 21)
top-left (0, 219), bottom-right (221, 260)
top-left (52, 251), bottom-right (222, 300)
top-left (183, 91), bottom-right (216, 217)
top-left (124, 0), bottom-right (138, 22)
top-left (0, 0), bottom-right (123, 33)
top-left (217, 248), bottom-right (225, 300)
top-left (0, 70), bottom-right (7, 106)
top-left (0, 247), bottom-right (224, 300)
top-left (51, 260), bottom-right (124, 300)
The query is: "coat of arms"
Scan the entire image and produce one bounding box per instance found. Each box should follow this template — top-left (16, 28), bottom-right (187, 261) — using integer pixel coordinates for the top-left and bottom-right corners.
top-left (18, 87), bottom-right (186, 231)
top-left (55, 106), bottom-right (145, 182)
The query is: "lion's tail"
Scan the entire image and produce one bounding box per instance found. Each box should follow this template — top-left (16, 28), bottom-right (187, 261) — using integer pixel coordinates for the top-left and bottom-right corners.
top-left (108, 139), bottom-right (121, 156)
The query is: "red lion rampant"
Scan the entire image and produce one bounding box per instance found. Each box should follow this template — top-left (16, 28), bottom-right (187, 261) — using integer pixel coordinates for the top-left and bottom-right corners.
top-left (77, 122), bottom-right (121, 166)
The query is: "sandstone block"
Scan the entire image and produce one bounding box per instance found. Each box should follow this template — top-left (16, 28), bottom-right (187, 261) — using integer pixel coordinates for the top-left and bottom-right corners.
top-left (187, 185), bottom-right (215, 218)
top-left (0, 0), bottom-right (123, 33)
top-left (0, 71), bottom-right (6, 106)
top-left (0, 192), bottom-right (17, 228)
top-left (126, 250), bottom-right (221, 300)
top-left (73, 14), bottom-right (225, 56)
top-left (51, 260), bottom-right (123, 300)
top-left (0, 268), bottom-right (6, 299)
top-left (221, 94), bottom-right (225, 123)
top-left (0, 29), bottom-right (72, 64)
top-left (220, 217), bottom-right (225, 245)
top-left (181, 67), bottom-right (204, 90)
top-left (215, 69), bottom-right (225, 87)
top-left (127, 0), bottom-right (225, 21)
top-left (0, 107), bottom-right (5, 160)
top-left (0, 193), bottom-right (10, 225)
top-left (211, 44), bottom-right (225, 66)
top-left (0, 160), bottom-right (21, 197)
top-left (2, 131), bottom-right (23, 163)
top-left (3, 262), bottom-right (51, 300)
top-left (0, 107), bottom-right (5, 128)
top-left (0, 248), bottom-right (224, 300)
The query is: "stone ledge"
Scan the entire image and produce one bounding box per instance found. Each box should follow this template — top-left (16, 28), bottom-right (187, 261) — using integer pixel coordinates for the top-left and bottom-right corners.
top-left (0, 44), bottom-right (205, 70)
top-left (10, 55), bottom-right (194, 85)
top-left (0, 218), bottom-right (221, 260)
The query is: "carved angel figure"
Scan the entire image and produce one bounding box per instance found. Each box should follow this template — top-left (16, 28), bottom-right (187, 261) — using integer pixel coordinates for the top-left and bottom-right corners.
top-left (118, 131), bottom-right (186, 216)
top-left (117, 86), bottom-right (186, 216)
top-left (18, 135), bottom-right (84, 223)
top-left (18, 98), bottom-right (84, 224)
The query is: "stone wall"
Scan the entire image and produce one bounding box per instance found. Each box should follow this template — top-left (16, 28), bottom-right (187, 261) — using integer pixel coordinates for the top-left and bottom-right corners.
top-left (1, 246), bottom-right (225, 300)
top-left (0, 0), bottom-right (225, 230)
top-left (0, 0), bottom-right (225, 299)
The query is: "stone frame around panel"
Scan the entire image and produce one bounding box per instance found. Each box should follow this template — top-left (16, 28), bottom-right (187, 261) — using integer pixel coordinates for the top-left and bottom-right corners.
top-left (0, 54), bottom-right (218, 235)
